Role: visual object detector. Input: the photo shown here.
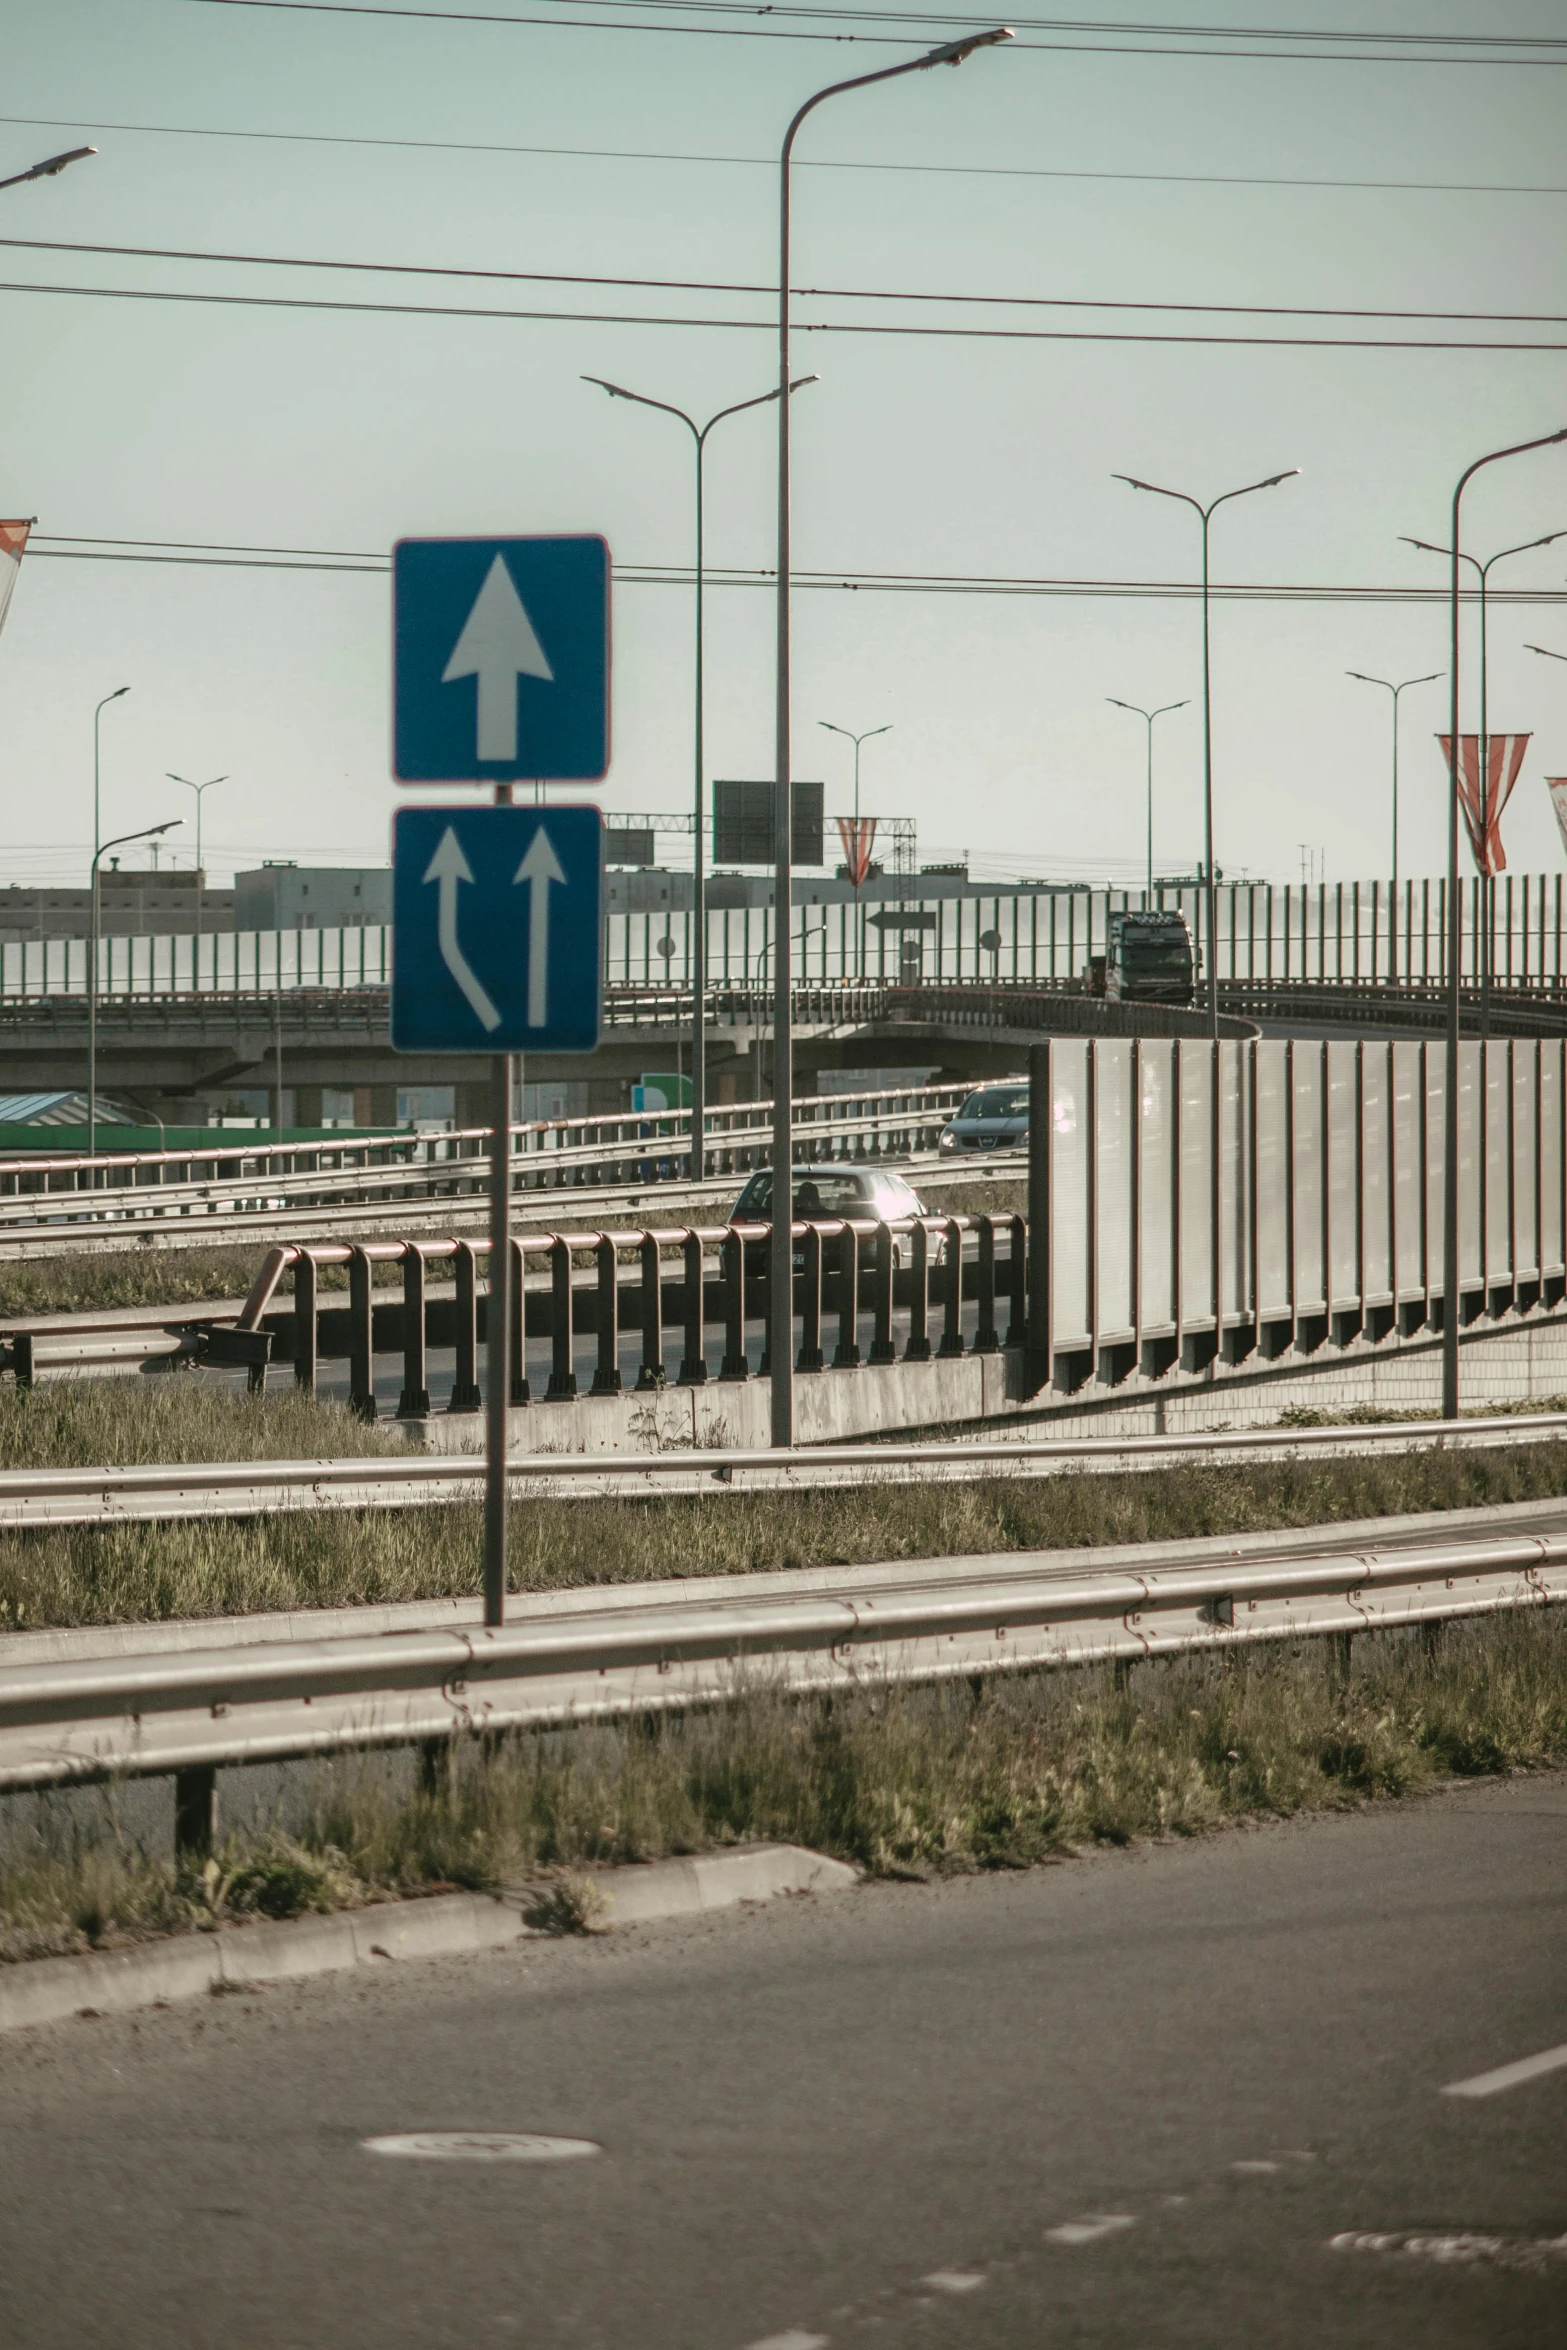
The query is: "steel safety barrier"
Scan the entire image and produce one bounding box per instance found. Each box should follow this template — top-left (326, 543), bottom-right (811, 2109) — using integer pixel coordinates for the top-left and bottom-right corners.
top-left (0, 1525), bottom-right (1560, 1841)
top-left (0, 1411), bottom-right (1563, 1530)
top-left (0, 1075), bottom-right (969, 1241)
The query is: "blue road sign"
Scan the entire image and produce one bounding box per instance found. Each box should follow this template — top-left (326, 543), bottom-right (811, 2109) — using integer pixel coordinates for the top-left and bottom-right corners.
top-left (391, 805), bottom-right (604, 1054)
top-left (393, 536), bottom-right (610, 784)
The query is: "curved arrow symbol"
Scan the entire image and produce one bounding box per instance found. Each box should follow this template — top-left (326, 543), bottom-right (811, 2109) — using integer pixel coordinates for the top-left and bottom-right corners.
top-left (423, 827), bottom-right (501, 1032)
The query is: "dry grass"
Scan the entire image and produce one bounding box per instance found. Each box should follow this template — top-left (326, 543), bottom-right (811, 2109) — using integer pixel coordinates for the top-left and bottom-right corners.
top-left (2, 1375), bottom-right (1567, 1633)
top-left (3, 1609), bottom-right (1562, 1957)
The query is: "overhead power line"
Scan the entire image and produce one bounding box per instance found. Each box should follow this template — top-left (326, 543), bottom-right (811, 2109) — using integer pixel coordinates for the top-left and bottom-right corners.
top-left (2, 233), bottom-right (1557, 328)
top-left (4, 276), bottom-right (1559, 351)
top-left (28, 534), bottom-right (1567, 606)
top-left (4, 111), bottom-right (1559, 199)
top-left (185, 0), bottom-right (1567, 63)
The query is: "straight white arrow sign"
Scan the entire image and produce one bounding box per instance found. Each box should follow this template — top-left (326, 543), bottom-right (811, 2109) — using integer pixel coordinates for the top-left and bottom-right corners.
top-left (515, 828), bottom-right (567, 1027)
top-left (442, 554), bottom-right (554, 763)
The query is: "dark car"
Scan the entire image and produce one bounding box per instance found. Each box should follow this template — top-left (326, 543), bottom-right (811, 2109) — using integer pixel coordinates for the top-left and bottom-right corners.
top-left (730, 1164), bottom-right (934, 1270)
top-left (936, 1080), bottom-right (1029, 1159)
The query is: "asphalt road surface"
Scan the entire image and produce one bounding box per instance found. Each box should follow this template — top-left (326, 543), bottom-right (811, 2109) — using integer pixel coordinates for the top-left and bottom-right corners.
top-left (1, 1775), bottom-right (1563, 2350)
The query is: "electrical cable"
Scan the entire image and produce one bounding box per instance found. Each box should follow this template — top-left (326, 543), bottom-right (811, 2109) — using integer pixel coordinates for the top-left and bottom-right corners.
top-left (27, 534), bottom-right (1567, 605)
top-left (2, 232), bottom-right (1558, 327)
top-left (3, 275), bottom-right (1558, 349)
top-left (184, 0), bottom-right (1567, 63)
top-left (4, 111), bottom-right (1558, 198)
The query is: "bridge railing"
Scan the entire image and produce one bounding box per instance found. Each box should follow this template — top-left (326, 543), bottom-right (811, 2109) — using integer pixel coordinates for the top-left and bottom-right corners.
top-left (5, 874), bottom-right (1566, 1004)
top-left (0, 1078), bottom-right (972, 1230)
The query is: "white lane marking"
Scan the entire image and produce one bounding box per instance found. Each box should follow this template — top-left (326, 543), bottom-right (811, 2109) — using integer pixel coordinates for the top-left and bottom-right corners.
top-left (1332, 2229), bottom-right (1567, 2274)
top-left (1045, 2214), bottom-right (1135, 2246)
top-left (1231, 2160), bottom-right (1282, 2175)
top-left (362, 2133), bottom-right (600, 2162)
top-left (1440, 2042), bottom-right (1567, 2099)
top-left (744, 2335), bottom-right (830, 2350)
top-left (922, 2271), bottom-right (986, 2294)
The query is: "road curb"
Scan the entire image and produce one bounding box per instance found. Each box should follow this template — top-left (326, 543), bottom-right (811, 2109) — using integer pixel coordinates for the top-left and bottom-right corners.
top-left (0, 1843), bottom-right (857, 2037)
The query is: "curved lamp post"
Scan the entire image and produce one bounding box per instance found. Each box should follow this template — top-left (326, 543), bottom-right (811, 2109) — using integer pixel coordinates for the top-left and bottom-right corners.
top-left (583, 374), bottom-right (816, 1179)
top-left (771, 23), bottom-right (1013, 1448)
top-left (1106, 697), bottom-right (1186, 897)
top-left (1435, 430), bottom-right (1567, 1422)
top-left (1344, 670), bottom-right (1442, 983)
top-left (0, 145), bottom-right (95, 192)
top-left (167, 772), bottom-right (229, 966)
top-left (89, 820), bottom-right (180, 1160)
top-left (819, 718), bottom-right (891, 971)
top-left (1114, 468), bottom-right (1299, 1038)
top-left (1403, 528), bottom-right (1566, 1030)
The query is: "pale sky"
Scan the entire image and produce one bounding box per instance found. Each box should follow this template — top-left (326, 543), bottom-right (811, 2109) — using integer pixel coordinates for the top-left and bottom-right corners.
top-left (1, 0), bottom-right (1565, 893)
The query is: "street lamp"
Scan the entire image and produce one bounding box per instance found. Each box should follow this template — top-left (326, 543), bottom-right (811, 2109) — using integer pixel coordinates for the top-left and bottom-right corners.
top-left (771, 23), bottom-right (1013, 1449)
top-left (0, 145), bottom-right (95, 193)
top-left (1402, 527), bottom-right (1566, 1027)
top-left (1106, 698), bottom-right (1186, 897)
top-left (1434, 428), bottom-right (1567, 1424)
top-left (166, 772), bottom-right (229, 970)
top-left (1344, 670), bottom-right (1442, 983)
top-left (1113, 467), bottom-right (1298, 1037)
top-left (1526, 642), bottom-right (1567, 666)
top-left (88, 820), bottom-right (180, 1161)
top-left (583, 373), bottom-right (816, 1182)
top-left (819, 719), bottom-right (891, 971)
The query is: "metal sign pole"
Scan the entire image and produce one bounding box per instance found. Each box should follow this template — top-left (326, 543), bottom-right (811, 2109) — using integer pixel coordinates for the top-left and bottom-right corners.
top-left (484, 1043), bottom-right (512, 1628)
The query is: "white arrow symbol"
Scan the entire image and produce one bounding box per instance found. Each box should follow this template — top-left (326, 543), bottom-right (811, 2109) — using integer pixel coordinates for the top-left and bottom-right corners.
top-left (441, 554), bottom-right (554, 764)
top-left (515, 827), bottom-right (567, 1028)
top-left (423, 826), bottom-right (502, 1032)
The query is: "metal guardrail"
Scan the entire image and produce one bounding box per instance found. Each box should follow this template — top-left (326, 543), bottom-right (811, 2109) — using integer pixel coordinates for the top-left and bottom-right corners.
top-left (1, 1412), bottom-right (1564, 1529)
top-left (0, 1075), bottom-right (968, 1247)
top-left (0, 1521), bottom-right (1560, 1811)
top-left (224, 1211), bottom-right (1017, 1415)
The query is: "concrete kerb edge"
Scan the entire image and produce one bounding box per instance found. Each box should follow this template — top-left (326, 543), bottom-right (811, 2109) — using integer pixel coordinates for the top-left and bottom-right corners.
top-left (0, 1842), bottom-right (858, 2036)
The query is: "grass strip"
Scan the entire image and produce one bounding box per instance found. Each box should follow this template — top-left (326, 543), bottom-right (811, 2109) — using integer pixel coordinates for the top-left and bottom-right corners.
top-left (3, 1611), bottom-right (1562, 1960)
top-left (3, 1384), bottom-right (1567, 1631)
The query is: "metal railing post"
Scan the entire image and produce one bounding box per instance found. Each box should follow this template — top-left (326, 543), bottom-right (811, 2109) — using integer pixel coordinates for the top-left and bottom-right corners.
top-left (637, 1232), bottom-right (666, 1389)
top-left (974, 1214), bottom-right (999, 1351)
top-left (797, 1222), bottom-right (824, 1370)
top-left (939, 1216), bottom-right (965, 1357)
top-left (396, 1244), bottom-right (429, 1418)
top-left (720, 1228), bottom-right (749, 1378)
top-left (833, 1220), bottom-right (861, 1367)
top-left (293, 1249), bottom-right (318, 1396)
top-left (679, 1230), bottom-right (708, 1384)
top-left (547, 1235), bottom-right (577, 1399)
top-left (870, 1219), bottom-right (896, 1363)
top-left (347, 1244), bottom-right (375, 1420)
top-left (450, 1240), bottom-right (481, 1411)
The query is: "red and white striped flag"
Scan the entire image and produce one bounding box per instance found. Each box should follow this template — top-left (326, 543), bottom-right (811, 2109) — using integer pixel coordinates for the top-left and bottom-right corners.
top-left (1436, 732), bottom-right (1530, 876)
top-left (0, 520), bottom-right (31, 642)
top-left (836, 814), bottom-right (877, 887)
top-left (1548, 778), bottom-right (1567, 861)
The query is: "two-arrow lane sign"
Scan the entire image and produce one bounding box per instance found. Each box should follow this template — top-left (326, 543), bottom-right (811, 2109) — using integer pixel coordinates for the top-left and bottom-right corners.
top-left (392, 806), bottom-right (603, 1054)
top-left (394, 536), bottom-right (610, 784)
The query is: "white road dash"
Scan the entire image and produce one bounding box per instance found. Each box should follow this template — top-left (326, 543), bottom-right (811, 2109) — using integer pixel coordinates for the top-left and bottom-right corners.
top-left (361, 2132), bottom-right (600, 2162)
top-left (922, 2271), bottom-right (986, 2295)
top-left (1231, 2160), bottom-right (1282, 2175)
top-left (744, 2335), bottom-right (830, 2350)
top-left (1440, 2042), bottom-right (1567, 2099)
top-left (1045, 2214), bottom-right (1135, 2246)
top-left (1332, 2229), bottom-right (1567, 2274)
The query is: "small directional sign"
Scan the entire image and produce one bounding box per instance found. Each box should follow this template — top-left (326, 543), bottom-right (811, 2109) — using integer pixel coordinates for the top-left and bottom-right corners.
top-left (393, 536), bottom-right (610, 784)
top-left (391, 805), bottom-right (604, 1053)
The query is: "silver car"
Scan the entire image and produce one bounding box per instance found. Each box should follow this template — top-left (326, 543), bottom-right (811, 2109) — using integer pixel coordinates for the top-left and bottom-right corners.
top-left (731, 1164), bottom-right (933, 1270)
top-left (937, 1080), bottom-right (1029, 1158)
